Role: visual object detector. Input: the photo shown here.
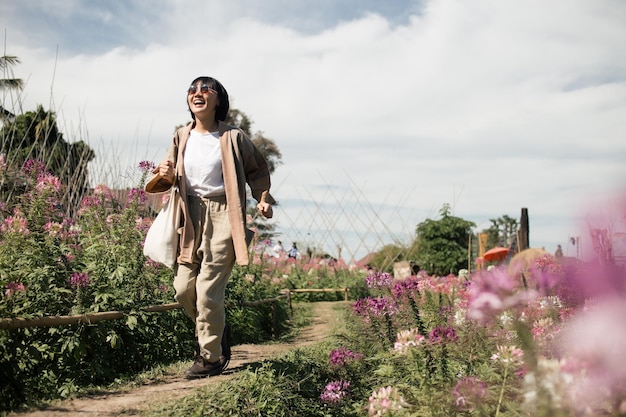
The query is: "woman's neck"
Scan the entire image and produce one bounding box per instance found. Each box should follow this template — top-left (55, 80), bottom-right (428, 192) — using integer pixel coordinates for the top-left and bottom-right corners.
top-left (193, 117), bottom-right (219, 134)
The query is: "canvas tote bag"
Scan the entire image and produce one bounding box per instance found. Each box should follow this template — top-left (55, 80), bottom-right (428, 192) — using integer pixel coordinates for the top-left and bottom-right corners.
top-left (143, 187), bottom-right (181, 268)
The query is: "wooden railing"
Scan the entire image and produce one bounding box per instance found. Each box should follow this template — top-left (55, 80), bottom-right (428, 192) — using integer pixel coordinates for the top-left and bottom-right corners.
top-left (0, 288), bottom-right (349, 331)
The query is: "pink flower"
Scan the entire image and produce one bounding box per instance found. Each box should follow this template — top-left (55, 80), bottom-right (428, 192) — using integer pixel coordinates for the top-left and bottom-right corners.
top-left (368, 386), bottom-right (410, 416)
top-left (467, 267), bottom-right (538, 324)
top-left (320, 379), bottom-right (350, 404)
top-left (35, 173), bottom-right (62, 193)
top-left (1, 210), bottom-right (30, 235)
top-left (491, 345), bottom-right (524, 365)
top-left (353, 296), bottom-right (398, 320)
top-left (44, 222), bottom-right (64, 237)
top-left (393, 328), bottom-right (425, 353)
top-left (5, 281), bottom-right (25, 297)
top-left (22, 159), bottom-right (46, 176)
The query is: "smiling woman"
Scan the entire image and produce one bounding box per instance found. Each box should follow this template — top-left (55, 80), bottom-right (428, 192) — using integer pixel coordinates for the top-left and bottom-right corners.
top-left (145, 75), bottom-right (276, 380)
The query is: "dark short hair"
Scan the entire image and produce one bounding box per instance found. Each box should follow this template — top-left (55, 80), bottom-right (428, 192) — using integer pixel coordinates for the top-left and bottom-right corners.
top-left (187, 76), bottom-right (230, 122)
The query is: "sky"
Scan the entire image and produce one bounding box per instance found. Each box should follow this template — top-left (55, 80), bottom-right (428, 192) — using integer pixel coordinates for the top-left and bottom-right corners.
top-left (1, 0), bottom-right (625, 263)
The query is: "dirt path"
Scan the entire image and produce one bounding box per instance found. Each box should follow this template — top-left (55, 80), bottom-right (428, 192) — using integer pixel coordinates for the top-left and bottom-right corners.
top-left (10, 301), bottom-right (346, 417)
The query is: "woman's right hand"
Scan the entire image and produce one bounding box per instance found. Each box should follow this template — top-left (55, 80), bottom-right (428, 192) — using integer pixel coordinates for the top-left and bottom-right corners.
top-left (158, 160), bottom-right (175, 183)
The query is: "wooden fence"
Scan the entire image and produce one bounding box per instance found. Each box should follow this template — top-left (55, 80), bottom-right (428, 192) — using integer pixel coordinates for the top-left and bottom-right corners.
top-left (0, 288), bottom-right (350, 332)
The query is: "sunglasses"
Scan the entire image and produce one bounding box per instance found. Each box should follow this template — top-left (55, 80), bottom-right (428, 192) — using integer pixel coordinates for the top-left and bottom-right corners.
top-left (188, 84), bottom-right (217, 95)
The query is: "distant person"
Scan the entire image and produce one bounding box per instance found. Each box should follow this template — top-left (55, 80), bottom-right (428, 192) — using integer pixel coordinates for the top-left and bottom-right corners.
top-left (288, 242), bottom-right (299, 259)
top-left (272, 240), bottom-right (285, 257)
top-left (554, 244), bottom-right (563, 258)
top-left (145, 76), bottom-right (275, 379)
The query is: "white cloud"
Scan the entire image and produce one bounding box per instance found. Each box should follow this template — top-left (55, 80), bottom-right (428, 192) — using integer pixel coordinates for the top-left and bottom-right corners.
top-left (2, 0), bottom-right (625, 261)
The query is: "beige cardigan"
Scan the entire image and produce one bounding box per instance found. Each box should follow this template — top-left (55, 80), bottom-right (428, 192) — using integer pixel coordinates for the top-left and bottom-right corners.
top-left (145, 121), bottom-right (275, 266)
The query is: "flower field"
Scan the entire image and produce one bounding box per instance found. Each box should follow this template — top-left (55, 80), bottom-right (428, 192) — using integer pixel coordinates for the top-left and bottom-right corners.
top-left (0, 160), bottom-right (317, 413)
top-left (144, 256), bottom-right (626, 416)
top-left (1, 157), bottom-right (625, 416)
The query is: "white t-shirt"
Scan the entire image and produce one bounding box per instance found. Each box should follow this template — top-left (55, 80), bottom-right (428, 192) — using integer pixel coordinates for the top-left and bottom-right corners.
top-left (183, 130), bottom-right (225, 197)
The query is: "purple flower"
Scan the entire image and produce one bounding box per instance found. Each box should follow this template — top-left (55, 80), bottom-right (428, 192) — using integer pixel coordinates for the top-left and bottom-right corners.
top-left (127, 188), bottom-right (148, 204)
top-left (353, 296), bottom-right (398, 319)
top-left (429, 325), bottom-right (458, 344)
top-left (138, 160), bottom-right (156, 172)
top-left (70, 272), bottom-right (90, 288)
top-left (392, 276), bottom-right (421, 298)
top-left (22, 159), bottom-right (46, 176)
top-left (366, 272), bottom-right (393, 289)
top-left (320, 379), bottom-right (350, 404)
top-left (329, 347), bottom-right (364, 366)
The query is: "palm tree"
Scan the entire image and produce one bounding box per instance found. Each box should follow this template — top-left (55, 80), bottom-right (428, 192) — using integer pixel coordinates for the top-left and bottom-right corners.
top-left (1, 55), bottom-right (23, 120)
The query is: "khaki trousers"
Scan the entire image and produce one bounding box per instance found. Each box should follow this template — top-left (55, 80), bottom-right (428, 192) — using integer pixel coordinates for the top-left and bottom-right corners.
top-left (173, 194), bottom-right (235, 362)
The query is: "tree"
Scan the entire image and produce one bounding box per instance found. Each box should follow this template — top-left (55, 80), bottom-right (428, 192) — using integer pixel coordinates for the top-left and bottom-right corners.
top-left (0, 105), bottom-right (95, 215)
top-left (226, 109), bottom-right (282, 175)
top-left (414, 203), bottom-right (476, 276)
top-left (0, 55), bottom-right (23, 120)
top-left (367, 240), bottom-right (421, 274)
top-left (224, 108), bottom-right (282, 242)
top-left (484, 214), bottom-right (518, 249)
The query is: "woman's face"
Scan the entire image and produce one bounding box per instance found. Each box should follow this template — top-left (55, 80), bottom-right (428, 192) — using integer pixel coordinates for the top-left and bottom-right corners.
top-left (187, 81), bottom-right (219, 119)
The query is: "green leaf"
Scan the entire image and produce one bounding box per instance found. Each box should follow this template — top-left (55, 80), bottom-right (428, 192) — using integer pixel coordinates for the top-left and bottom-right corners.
top-left (126, 314), bottom-right (138, 330)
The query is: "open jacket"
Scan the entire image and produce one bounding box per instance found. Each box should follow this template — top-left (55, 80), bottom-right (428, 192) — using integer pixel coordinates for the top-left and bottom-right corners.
top-left (145, 121), bottom-right (275, 266)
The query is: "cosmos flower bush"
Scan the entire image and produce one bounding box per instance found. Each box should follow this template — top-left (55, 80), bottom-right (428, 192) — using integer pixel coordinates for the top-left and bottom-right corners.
top-left (0, 160), bottom-right (278, 411)
top-left (309, 253), bottom-right (626, 416)
top-left (0, 159), bottom-right (199, 411)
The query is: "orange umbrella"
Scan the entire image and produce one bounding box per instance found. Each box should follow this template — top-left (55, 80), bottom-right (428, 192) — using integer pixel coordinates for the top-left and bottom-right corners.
top-left (483, 247), bottom-right (510, 262)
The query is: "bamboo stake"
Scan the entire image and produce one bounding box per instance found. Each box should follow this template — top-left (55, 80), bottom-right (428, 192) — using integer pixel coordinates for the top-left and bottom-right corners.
top-left (0, 288), bottom-right (345, 331)
top-left (0, 303), bottom-right (182, 330)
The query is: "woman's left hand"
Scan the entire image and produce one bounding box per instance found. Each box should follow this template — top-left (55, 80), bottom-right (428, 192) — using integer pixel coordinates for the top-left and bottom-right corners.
top-left (257, 202), bottom-right (273, 219)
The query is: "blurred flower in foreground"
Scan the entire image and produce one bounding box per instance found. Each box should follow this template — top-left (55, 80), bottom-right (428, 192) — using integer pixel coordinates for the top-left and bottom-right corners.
top-left (557, 297), bottom-right (626, 415)
top-left (452, 376), bottom-right (488, 412)
top-left (523, 358), bottom-right (572, 413)
top-left (466, 266), bottom-right (538, 324)
top-left (368, 386), bottom-right (410, 416)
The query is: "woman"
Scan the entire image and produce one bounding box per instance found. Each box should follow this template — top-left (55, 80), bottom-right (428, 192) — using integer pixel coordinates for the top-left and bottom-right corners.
top-left (145, 76), bottom-right (275, 379)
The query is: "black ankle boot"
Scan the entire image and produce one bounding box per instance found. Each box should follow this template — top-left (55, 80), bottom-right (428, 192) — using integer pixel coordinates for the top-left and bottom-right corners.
top-left (221, 323), bottom-right (232, 370)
